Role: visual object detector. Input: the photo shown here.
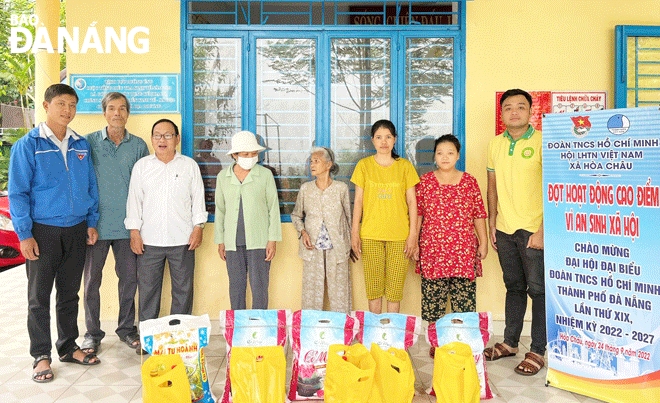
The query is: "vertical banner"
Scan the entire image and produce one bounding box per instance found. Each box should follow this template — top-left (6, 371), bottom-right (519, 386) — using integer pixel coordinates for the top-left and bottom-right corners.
top-left (543, 107), bottom-right (660, 402)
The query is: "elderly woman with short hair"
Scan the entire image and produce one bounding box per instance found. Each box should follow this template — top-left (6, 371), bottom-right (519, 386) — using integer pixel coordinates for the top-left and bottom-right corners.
top-left (291, 147), bottom-right (353, 313)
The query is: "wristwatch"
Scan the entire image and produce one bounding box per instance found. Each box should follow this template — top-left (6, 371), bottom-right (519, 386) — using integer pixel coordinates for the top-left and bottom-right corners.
top-left (195, 223), bottom-right (205, 229)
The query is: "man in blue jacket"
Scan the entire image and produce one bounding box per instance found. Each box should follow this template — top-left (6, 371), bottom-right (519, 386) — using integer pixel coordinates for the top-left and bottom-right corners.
top-left (9, 83), bottom-right (101, 383)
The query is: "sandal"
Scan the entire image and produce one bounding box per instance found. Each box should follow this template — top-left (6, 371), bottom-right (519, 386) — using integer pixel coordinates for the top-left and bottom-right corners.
top-left (32, 355), bottom-right (53, 383)
top-left (59, 346), bottom-right (101, 366)
top-left (120, 332), bottom-right (141, 350)
top-left (514, 352), bottom-right (545, 376)
top-left (484, 342), bottom-right (518, 361)
top-left (81, 336), bottom-right (100, 355)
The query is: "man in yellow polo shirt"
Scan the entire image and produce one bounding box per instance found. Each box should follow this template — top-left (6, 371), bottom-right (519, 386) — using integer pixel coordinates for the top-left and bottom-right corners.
top-left (485, 89), bottom-right (545, 376)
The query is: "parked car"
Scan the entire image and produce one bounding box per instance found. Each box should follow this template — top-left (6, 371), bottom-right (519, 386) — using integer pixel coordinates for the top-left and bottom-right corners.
top-left (0, 193), bottom-right (24, 272)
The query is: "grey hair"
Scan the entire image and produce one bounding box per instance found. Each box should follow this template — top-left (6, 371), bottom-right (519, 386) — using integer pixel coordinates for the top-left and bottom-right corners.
top-left (310, 147), bottom-right (340, 177)
top-left (101, 92), bottom-right (130, 113)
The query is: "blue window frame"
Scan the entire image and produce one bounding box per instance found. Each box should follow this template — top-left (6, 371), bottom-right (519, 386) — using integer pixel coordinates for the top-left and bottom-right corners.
top-left (615, 25), bottom-right (660, 108)
top-left (181, 1), bottom-right (467, 221)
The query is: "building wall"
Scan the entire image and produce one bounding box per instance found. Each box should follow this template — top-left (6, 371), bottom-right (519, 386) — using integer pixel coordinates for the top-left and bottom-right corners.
top-left (465, 0), bottom-right (660, 322)
top-left (65, 0), bottom-right (660, 324)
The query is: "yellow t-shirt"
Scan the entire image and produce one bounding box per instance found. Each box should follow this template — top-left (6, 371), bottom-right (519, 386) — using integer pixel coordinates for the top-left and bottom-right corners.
top-left (351, 156), bottom-right (420, 241)
top-left (486, 127), bottom-right (543, 235)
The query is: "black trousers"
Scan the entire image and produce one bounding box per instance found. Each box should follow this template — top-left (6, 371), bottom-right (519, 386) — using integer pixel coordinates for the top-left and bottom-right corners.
top-left (495, 229), bottom-right (547, 356)
top-left (27, 221), bottom-right (87, 359)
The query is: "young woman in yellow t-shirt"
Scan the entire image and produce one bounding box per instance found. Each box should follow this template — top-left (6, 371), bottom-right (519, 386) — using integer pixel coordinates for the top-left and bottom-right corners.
top-left (350, 120), bottom-right (420, 314)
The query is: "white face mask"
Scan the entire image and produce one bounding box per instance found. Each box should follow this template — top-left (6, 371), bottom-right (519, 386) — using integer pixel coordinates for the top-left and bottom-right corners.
top-left (237, 156), bottom-right (258, 170)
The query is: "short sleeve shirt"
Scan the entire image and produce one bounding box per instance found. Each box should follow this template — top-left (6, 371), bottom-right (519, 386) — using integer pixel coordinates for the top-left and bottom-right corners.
top-left (416, 172), bottom-right (487, 279)
top-left (86, 129), bottom-right (149, 240)
top-left (486, 126), bottom-right (543, 235)
top-left (351, 156), bottom-right (420, 241)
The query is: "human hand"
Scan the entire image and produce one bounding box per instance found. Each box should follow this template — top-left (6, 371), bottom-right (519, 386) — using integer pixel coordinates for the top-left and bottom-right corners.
top-left (351, 232), bottom-right (361, 259)
top-left (489, 225), bottom-right (497, 251)
top-left (20, 237), bottom-right (39, 260)
top-left (301, 230), bottom-right (313, 250)
top-left (188, 226), bottom-right (203, 250)
top-left (130, 230), bottom-right (144, 255)
top-left (265, 241), bottom-right (277, 261)
top-left (527, 230), bottom-right (544, 250)
top-left (477, 242), bottom-right (488, 260)
top-left (349, 249), bottom-right (358, 263)
top-left (87, 228), bottom-right (98, 245)
top-left (404, 234), bottom-right (417, 260)
top-left (217, 243), bottom-right (226, 261)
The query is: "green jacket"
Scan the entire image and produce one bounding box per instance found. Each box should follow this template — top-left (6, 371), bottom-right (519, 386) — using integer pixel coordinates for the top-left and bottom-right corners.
top-left (214, 163), bottom-right (282, 250)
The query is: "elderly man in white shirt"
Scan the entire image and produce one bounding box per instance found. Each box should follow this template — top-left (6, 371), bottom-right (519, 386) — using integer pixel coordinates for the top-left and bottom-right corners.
top-left (125, 119), bottom-right (208, 322)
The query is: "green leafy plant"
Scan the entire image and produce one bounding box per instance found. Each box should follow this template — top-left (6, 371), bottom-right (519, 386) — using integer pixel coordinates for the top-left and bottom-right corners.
top-left (0, 128), bottom-right (27, 190)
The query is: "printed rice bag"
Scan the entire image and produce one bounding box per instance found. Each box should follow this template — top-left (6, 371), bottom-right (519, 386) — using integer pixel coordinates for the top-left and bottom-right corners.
top-left (427, 312), bottom-right (493, 400)
top-left (218, 309), bottom-right (290, 403)
top-left (353, 311), bottom-right (422, 350)
top-left (140, 314), bottom-right (214, 403)
top-left (287, 310), bottom-right (359, 401)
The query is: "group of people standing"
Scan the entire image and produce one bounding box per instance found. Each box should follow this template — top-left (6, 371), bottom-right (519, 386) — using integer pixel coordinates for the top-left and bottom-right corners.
top-left (287, 89), bottom-right (546, 377)
top-left (9, 84), bottom-right (545, 383)
top-left (9, 84), bottom-right (208, 382)
top-left (289, 120), bottom-right (487, 323)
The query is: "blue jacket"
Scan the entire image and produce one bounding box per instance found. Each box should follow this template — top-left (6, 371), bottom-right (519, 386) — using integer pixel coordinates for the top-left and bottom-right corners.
top-left (8, 125), bottom-right (100, 241)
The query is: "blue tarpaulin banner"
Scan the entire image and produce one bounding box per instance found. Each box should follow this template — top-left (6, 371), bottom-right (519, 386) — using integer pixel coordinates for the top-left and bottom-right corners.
top-left (543, 106), bottom-right (660, 402)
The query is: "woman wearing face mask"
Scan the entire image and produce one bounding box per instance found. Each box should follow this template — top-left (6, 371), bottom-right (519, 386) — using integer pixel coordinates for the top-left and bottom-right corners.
top-left (215, 131), bottom-right (282, 310)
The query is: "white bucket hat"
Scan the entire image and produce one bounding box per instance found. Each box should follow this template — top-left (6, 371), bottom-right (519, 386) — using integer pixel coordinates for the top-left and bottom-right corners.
top-left (226, 131), bottom-right (266, 155)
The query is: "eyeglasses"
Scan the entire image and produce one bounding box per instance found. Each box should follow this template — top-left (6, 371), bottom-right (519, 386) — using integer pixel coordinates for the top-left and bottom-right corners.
top-left (152, 133), bottom-right (177, 140)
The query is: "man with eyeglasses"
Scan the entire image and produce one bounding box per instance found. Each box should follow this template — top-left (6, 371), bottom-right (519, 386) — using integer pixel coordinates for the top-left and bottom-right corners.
top-left (125, 118), bottom-right (208, 325)
top-left (82, 92), bottom-right (148, 356)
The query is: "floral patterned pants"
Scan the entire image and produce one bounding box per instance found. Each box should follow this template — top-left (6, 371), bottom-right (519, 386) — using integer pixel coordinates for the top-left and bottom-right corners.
top-left (421, 276), bottom-right (476, 323)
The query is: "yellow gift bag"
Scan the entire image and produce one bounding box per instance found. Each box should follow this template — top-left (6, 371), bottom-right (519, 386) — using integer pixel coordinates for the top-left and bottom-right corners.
top-left (433, 342), bottom-right (480, 403)
top-left (141, 354), bottom-right (190, 403)
top-left (368, 343), bottom-right (415, 403)
top-left (229, 346), bottom-right (286, 403)
top-left (325, 344), bottom-right (376, 403)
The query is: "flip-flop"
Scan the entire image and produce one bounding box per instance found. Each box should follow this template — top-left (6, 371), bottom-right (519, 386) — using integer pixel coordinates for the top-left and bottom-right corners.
top-left (81, 337), bottom-right (100, 355)
top-left (32, 355), bottom-right (54, 383)
top-left (59, 346), bottom-right (101, 366)
top-left (484, 342), bottom-right (518, 361)
top-left (514, 352), bottom-right (545, 376)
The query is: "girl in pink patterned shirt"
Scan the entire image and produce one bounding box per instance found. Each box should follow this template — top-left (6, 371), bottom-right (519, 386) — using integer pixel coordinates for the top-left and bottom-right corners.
top-left (415, 135), bottom-right (488, 356)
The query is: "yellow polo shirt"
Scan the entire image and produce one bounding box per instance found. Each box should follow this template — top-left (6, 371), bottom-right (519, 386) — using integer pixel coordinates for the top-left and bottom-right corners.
top-left (351, 156), bottom-right (420, 241)
top-left (486, 126), bottom-right (543, 235)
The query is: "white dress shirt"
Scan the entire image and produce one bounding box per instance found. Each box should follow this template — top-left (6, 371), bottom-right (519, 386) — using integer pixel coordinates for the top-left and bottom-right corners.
top-left (40, 122), bottom-right (75, 168)
top-left (125, 152), bottom-right (208, 246)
